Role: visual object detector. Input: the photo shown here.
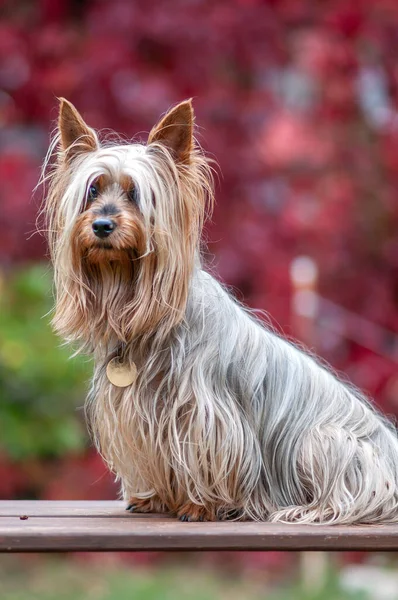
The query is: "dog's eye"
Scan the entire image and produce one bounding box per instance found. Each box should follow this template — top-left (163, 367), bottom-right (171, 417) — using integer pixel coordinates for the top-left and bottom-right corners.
top-left (87, 184), bottom-right (98, 201)
top-left (128, 188), bottom-right (139, 204)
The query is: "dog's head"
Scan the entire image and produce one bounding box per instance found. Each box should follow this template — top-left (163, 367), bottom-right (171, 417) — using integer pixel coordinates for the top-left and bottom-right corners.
top-left (43, 99), bottom-right (213, 346)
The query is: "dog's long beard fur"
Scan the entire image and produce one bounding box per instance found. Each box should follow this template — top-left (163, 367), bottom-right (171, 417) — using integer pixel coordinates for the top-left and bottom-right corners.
top-left (43, 98), bottom-right (398, 524)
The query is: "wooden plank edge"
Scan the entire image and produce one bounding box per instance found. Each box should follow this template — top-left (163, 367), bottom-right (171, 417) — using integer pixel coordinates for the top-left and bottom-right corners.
top-left (1, 519), bottom-right (398, 552)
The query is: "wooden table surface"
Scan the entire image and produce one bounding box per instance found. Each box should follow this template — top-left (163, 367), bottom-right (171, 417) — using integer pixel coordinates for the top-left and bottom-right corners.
top-left (1, 501), bottom-right (398, 552)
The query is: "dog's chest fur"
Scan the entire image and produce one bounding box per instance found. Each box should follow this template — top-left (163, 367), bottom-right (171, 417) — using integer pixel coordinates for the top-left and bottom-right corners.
top-left (86, 269), bottom-right (264, 506)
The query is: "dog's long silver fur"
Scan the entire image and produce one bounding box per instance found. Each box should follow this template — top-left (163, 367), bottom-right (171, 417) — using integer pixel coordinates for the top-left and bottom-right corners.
top-left (44, 100), bottom-right (398, 523)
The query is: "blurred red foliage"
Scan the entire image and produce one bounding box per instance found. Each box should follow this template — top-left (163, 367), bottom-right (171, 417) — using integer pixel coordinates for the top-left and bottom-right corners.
top-left (43, 450), bottom-right (117, 500)
top-left (1, 1), bottom-right (397, 434)
top-left (0, 451), bottom-right (116, 500)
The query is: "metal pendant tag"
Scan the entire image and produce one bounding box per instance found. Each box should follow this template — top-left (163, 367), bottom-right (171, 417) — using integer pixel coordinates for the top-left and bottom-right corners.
top-left (106, 357), bottom-right (137, 388)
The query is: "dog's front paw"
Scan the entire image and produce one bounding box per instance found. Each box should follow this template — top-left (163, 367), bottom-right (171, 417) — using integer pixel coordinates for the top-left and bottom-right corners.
top-left (126, 496), bottom-right (167, 514)
top-left (177, 503), bottom-right (216, 522)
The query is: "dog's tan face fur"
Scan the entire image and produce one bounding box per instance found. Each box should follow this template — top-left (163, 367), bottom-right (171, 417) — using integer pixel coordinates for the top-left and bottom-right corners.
top-left (70, 173), bottom-right (146, 264)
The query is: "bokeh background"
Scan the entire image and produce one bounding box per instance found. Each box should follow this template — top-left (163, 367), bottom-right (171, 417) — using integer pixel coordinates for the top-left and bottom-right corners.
top-left (1, 0), bottom-right (398, 598)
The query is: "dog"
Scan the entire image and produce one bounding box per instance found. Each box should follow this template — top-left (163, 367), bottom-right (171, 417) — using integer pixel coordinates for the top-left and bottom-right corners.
top-left (42, 97), bottom-right (398, 523)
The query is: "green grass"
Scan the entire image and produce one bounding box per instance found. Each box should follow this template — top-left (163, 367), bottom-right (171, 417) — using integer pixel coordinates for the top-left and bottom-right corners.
top-left (0, 557), bottom-right (370, 600)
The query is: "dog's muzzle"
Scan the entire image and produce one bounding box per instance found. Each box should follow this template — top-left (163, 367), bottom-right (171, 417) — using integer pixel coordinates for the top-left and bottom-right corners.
top-left (92, 218), bottom-right (115, 239)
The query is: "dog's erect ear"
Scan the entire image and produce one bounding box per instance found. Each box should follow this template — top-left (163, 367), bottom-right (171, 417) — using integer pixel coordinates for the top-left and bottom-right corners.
top-left (148, 100), bottom-right (194, 164)
top-left (58, 98), bottom-right (98, 160)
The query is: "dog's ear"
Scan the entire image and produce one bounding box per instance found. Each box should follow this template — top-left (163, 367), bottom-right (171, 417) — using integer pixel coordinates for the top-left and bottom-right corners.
top-left (148, 100), bottom-right (194, 164)
top-left (58, 98), bottom-right (98, 160)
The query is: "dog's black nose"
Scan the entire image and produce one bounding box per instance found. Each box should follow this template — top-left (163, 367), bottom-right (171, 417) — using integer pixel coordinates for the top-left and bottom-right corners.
top-left (92, 218), bottom-right (115, 238)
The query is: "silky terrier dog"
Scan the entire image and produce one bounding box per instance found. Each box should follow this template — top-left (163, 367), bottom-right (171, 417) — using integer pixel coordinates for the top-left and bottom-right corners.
top-left (43, 98), bottom-right (398, 523)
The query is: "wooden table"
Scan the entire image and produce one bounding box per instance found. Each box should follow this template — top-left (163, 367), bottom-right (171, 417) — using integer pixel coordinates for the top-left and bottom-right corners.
top-left (1, 501), bottom-right (398, 552)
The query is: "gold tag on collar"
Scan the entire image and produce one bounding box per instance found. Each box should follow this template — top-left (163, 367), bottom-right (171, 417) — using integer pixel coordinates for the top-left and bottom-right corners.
top-left (106, 357), bottom-right (137, 388)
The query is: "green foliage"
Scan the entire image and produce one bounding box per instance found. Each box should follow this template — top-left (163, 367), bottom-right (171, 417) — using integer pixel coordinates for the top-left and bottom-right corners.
top-left (0, 559), bottom-right (370, 600)
top-left (0, 264), bottom-right (90, 460)
top-left (268, 573), bottom-right (368, 600)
